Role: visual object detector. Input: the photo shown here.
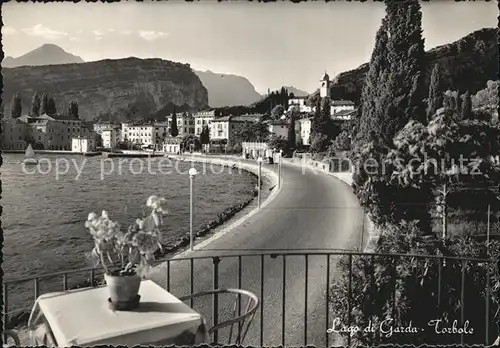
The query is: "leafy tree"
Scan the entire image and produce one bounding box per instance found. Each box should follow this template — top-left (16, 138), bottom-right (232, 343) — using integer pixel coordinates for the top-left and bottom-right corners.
top-left (287, 109), bottom-right (296, 149)
top-left (40, 92), bottom-right (49, 115)
top-left (266, 134), bottom-right (288, 152)
top-left (330, 220), bottom-right (499, 346)
top-left (460, 90), bottom-right (472, 120)
top-left (170, 106), bottom-right (178, 137)
top-left (68, 100), bottom-right (79, 119)
top-left (233, 143), bottom-right (242, 154)
top-left (180, 134), bottom-right (201, 152)
top-left (10, 93), bottom-right (22, 118)
top-left (233, 121), bottom-right (270, 144)
top-left (309, 132), bottom-right (331, 154)
top-left (46, 95), bottom-right (57, 115)
top-left (386, 110), bottom-right (500, 237)
top-left (472, 80), bottom-right (499, 110)
top-left (30, 92), bottom-right (41, 116)
top-left (271, 105), bottom-right (285, 120)
top-left (199, 125), bottom-right (210, 145)
top-left (427, 64), bottom-right (443, 120)
top-left (331, 130), bottom-right (351, 152)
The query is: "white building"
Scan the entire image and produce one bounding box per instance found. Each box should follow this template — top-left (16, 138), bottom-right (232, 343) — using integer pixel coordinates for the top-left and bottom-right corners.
top-left (162, 137), bottom-right (181, 154)
top-left (193, 109), bottom-right (221, 136)
top-left (210, 114), bottom-right (265, 146)
top-left (330, 100), bottom-right (355, 115)
top-left (7, 113), bottom-right (86, 150)
top-left (72, 136), bottom-right (96, 152)
top-left (287, 97), bottom-right (312, 114)
top-left (242, 142), bottom-right (272, 160)
top-left (298, 117), bottom-right (312, 146)
top-left (101, 128), bottom-right (119, 149)
top-left (165, 112), bottom-right (195, 137)
top-left (121, 123), bottom-right (155, 146)
top-left (320, 72), bottom-right (330, 98)
top-left (331, 108), bottom-right (357, 121)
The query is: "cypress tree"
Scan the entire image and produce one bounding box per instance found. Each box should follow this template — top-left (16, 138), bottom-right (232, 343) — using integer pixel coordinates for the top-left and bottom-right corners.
top-left (46, 95), bottom-right (57, 115)
top-left (311, 97), bottom-right (323, 135)
top-left (30, 92), bottom-right (41, 116)
top-left (427, 63), bottom-right (443, 120)
top-left (461, 90), bottom-right (472, 120)
top-left (10, 93), bottom-right (22, 118)
top-left (68, 100), bottom-right (79, 119)
top-left (455, 89), bottom-right (462, 115)
top-left (287, 109), bottom-right (296, 149)
top-left (40, 92), bottom-right (49, 115)
top-left (382, 0), bottom-right (426, 143)
top-left (170, 106), bottom-right (179, 137)
top-left (356, 18), bottom-right (389, 144)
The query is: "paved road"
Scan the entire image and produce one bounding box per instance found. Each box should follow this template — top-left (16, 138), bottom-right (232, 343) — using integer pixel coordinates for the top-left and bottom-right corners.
top-left (148, 160), bottom-right (366, 347)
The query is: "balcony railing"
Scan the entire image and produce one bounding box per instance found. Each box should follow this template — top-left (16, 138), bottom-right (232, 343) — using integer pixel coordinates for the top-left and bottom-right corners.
top-left (3, 250), bottom-right (497, 347)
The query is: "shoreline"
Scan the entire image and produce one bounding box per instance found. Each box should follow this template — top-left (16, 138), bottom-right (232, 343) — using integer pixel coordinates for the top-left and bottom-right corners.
top-left (4, 155), bottom-right (280, 330)
top-left (160, 155), bottom-right (280, 258)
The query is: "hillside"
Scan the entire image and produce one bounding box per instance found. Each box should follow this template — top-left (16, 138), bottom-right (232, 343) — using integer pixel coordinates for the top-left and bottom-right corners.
top-left (323, 28), bottom-right (498, 105)
top-left (3, 58), bottom-right (209, 121)
top-left (282, 86), bottom-right (309, 97)
top-left (194, 70), bottom-right (262, 107)
top-left (2, 44), bottom-right (85, 68)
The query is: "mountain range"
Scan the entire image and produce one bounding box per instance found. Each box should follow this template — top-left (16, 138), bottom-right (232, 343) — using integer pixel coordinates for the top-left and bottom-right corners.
top-left (3, 44), bottom-right (304, 108)
top-left (2, 44), bottom-right (85, 68)
top-left (325, 27), bottom-right (498, 105)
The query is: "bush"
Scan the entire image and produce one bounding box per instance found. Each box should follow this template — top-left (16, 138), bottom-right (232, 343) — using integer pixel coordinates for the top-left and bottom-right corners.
top-left (329, 221), bottom-right (499, 346)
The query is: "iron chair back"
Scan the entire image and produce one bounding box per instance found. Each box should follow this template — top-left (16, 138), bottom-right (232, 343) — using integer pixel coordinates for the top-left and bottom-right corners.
top-left (179, 288), bottom-right (259, 345)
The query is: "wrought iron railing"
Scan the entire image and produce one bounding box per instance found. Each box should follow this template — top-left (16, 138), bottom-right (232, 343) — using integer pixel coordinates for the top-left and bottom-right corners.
top-left (3, 250), bottom-right (497, 346)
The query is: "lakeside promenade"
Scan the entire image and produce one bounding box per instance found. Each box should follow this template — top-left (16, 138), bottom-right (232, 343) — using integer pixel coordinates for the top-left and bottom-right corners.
top-left (148, 158), bottom-right (368, 347)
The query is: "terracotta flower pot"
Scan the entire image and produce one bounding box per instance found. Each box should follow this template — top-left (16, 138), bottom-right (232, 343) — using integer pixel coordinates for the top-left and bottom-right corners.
top-left (104, 273), bottom-right (141, 304)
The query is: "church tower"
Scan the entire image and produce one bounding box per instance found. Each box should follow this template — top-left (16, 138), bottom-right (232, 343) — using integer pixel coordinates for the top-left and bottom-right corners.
top-left (320, 71), bottom-right (330, 98)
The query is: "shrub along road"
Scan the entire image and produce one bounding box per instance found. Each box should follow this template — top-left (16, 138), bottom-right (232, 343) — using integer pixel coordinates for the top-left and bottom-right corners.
top-left (148, 160), bottom-right (367, 346)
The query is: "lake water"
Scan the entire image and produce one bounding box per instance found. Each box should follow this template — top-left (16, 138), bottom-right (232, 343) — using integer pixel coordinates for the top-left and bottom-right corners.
top-left (1, 153), bottom-right (256, 313)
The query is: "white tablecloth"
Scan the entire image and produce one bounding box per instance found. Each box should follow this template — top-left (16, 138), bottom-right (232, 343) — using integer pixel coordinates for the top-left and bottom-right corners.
top-left (28, 280), bottom-right (208, 347)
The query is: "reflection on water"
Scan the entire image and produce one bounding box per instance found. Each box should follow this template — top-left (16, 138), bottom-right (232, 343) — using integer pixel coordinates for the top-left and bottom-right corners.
top-left (2, 154), bottom-right (255, 311)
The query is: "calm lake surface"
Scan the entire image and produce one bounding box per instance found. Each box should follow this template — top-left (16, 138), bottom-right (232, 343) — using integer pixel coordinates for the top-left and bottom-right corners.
top-left (2, 153), bottom-right (256, 313)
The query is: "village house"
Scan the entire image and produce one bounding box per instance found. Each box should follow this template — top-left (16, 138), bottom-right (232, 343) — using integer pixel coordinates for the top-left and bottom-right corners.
top-left (2, 114), bottom-right (85, 150)
top-left (0, 118), bottom-right (29, 150)
top-left (72, 136), bottom-right (97, 152)
top-left (193, 109), bottom-right (222, 136)
top-left (162, 137), bottom-right (182, 154)
top-left (298, 117), bottom-right (312, 146)
top-left (287, 96), bottom-right (312, 114)
top-left (165, 112), bottom-right (195, 137)
top-left (210, 114), bottom-right (265, 147)
top-left (266, 119), bottom-right (301, 145)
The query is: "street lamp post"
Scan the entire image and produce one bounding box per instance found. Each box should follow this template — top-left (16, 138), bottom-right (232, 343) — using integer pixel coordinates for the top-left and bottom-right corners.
top-left (257, 157), bottom-right (263, 209)
top-left (189, 167), bottom-right (198, 251)
top-left (279, 149), bottom-right (283, 189)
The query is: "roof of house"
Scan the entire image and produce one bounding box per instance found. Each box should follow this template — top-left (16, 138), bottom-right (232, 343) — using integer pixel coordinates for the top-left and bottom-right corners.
top-left (298, 117), bottom-right (313, 122)
top-left (331, 100), bottom-right (355, 106)
top-left (39, 113), bottom-right (81, 121)
top-left (332, 109), bottom-right (357, 117)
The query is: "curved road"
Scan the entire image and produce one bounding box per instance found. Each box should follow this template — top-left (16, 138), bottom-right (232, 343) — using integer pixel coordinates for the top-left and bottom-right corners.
top-left (148, 160), bottom-right (366, 347)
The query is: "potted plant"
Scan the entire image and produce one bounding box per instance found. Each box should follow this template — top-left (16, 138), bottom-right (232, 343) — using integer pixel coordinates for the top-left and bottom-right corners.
top-left (85, 195), bottom-right (168, 309)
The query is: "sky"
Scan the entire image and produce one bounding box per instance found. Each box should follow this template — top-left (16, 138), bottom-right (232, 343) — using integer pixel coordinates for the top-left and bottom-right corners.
top-left (2, 1), bottom-right (498, 95)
